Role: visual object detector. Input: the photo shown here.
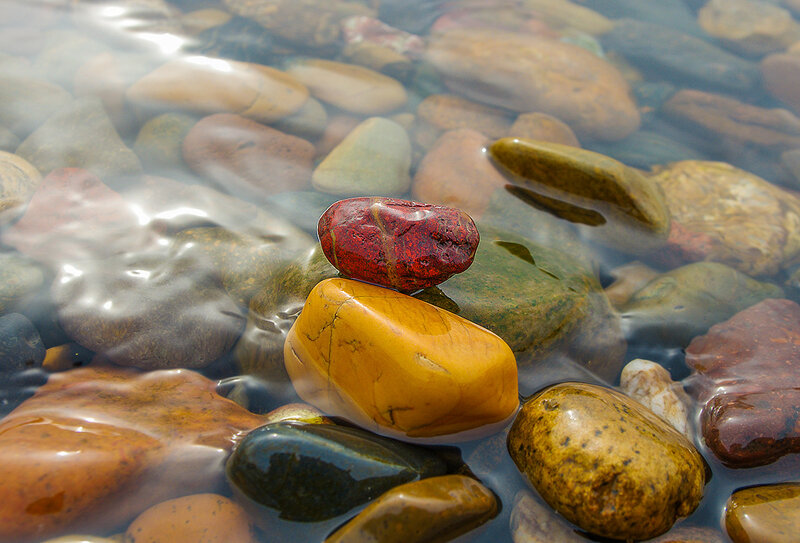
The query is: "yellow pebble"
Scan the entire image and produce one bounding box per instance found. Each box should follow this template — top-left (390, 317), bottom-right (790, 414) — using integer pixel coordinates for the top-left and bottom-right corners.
top-left (284, 278), bottom-right (519, 441)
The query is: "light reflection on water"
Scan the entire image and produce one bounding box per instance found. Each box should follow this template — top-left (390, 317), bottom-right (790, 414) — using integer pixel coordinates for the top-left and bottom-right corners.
top-left (1, 0), bottom-right (800, 541)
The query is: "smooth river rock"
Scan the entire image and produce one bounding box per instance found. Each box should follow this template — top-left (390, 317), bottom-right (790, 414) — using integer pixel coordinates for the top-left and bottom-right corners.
top-left (284, 278), bottom-right (519, 441)
top-left (2, 168), bottom-right (158, 266)
top-left (426, 29), bottom-right (640, 141)
top-left (126, 57), bottom-right (309, 124)
top-left (183, 113), bottom-right (316, 200)
top-left (312, 117), bottom-right (411, 196)
top-left (650, 160), bottom-right (800, 276)
top-left (415, 225), bottom-right (625, 386)
top-left (685, 298), bottom-right (800, 467)
top-left (600, 19), bottom-right (760, 93)
top-left (52, 251), bottom-right (245, 370)
top-left (0, 313), bottom-right (45, 374)
top-left (226, 421), bottom-right (446, 522)
top-left (725, 483), bottom-right (800, 543)
top-left (0, 150), bottom-right (40, 223)
top-left (285, 58), bottom-right (407, 115)
top-left (489, 137), bottom-right (670, 254)
top-left (412, 129), bottom-right (507, 217)
top-left (317, 197), bottom-right (479, 292)
top-left (0, 367), bottom-right (266, 542)
top-left (507, 382), bottom-right (705, 541)
top-left (325, 475), bottom-right (497, 543)
top-left (618, 261), bottom-right (783, 349)
top-left (698, 0), bottom-right (800, 56)
top-left (663, 89), bottom-right (800, 152)
top-left (619, 358), bottom-right (691, 438)
top-left (125, 494), bottom-right (256, 543)
top-left (15, 97), bottom-right (142, 181)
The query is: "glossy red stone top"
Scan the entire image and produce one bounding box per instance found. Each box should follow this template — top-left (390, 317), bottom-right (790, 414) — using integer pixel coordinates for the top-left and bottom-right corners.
top-left (318, 197), bottom-right (479, 292)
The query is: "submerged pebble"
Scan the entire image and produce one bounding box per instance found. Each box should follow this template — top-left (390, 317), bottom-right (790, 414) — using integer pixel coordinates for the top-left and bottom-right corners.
top-left (326, 475), bottom-right (498, 543)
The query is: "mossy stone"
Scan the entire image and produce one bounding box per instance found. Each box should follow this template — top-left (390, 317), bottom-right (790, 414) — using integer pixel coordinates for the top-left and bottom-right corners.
top-left (234, 244), bottom-right (338, 382)
top-left (171, 225), bottom-right (313, 307)
top-left (416, 225), bottom-right (625, 384)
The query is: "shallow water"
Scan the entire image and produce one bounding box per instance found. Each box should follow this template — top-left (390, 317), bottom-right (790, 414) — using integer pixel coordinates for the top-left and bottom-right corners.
top-left (1, 1), bottom-right (800, 541)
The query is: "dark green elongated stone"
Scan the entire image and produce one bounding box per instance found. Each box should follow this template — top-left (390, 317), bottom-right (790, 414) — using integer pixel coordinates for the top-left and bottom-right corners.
top-left (226, 421), bottom-right (446, 522)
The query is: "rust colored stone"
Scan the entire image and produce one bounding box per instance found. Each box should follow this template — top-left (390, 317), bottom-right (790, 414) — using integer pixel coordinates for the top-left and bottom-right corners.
top-left (318, 197), bottom-right (479, 292)
top-left (508, 112), bottom-right (581, 147)
top-left (663, 89), bottom-right (800, 151)
top-left (416, 94), bottom-right (512, 139)
top-left (2, 168), bottom-right (157, 265)
top-left (686, 298), bottom-right (800, 467)
top-left (426, 29), bottom-right (640, 141)
top-left (0, 366), bottom-right (266, 542)
top-left (183, 113), bottom-right (315, 199)
top-left (411, 129), bottom-right (506, 216)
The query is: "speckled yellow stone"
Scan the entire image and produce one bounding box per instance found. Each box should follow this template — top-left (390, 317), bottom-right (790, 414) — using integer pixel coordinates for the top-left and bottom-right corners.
top-left (284, 278), bottom-right (519, 441)
top-left (507, 382), bottom-right (705, 541)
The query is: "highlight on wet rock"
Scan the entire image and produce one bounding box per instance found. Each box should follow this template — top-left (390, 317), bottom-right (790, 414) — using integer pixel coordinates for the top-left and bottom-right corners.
top-left (317, 196), bottom-right (480, 293)
top-left (284, 277), bottom-right (519, 441)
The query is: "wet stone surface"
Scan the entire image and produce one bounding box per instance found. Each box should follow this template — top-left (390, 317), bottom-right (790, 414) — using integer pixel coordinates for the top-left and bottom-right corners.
top-left (3, 1), bottom-right (800, 541)
top-left (226, 421), bottom-right (447, 522)
top-left (317, 197), bottom-right (480, 292)
top-left (686, 298), bottom-right (800, 468)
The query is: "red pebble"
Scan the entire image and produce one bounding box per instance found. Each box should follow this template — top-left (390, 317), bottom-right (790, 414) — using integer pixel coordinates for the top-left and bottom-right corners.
top-left (318, 197), bottom-right (479, 292)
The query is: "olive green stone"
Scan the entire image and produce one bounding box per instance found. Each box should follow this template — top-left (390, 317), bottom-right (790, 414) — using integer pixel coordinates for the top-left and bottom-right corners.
top-left (0, 127), bottom-right (18, 152)
top-left (234, 244), bottom-right (338, 381)
top-left (488, 138), bottom-right (670, 254)
top-left (725, 483), bottom-right (800, 543)
top-left (133, 112), bottom-right (198, 173)
top-left (16, 98), bottom-right (142, 181)
top-left (507, 382), bottom-right (705, 541)
top-left (620, 262), bottom-right (783, 348)
top-left (416, 225), bottom-right (625, 384)
top-left (271, 96), bottom-right (328, 142)
top-left (171, 225), bottom-right (313, 307)
top-left (0, 253), bottom-right (45, 315)
top-left (479, 187), bottom-right (598, 270)
top-left (312, 117), bottom-right (411, 196)
top-left (226, 421), bottom-right (446, 522)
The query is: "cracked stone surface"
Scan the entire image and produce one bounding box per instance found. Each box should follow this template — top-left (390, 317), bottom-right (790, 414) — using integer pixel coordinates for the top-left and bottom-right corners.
top-left (283, 277), bottom-right (518, 442)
